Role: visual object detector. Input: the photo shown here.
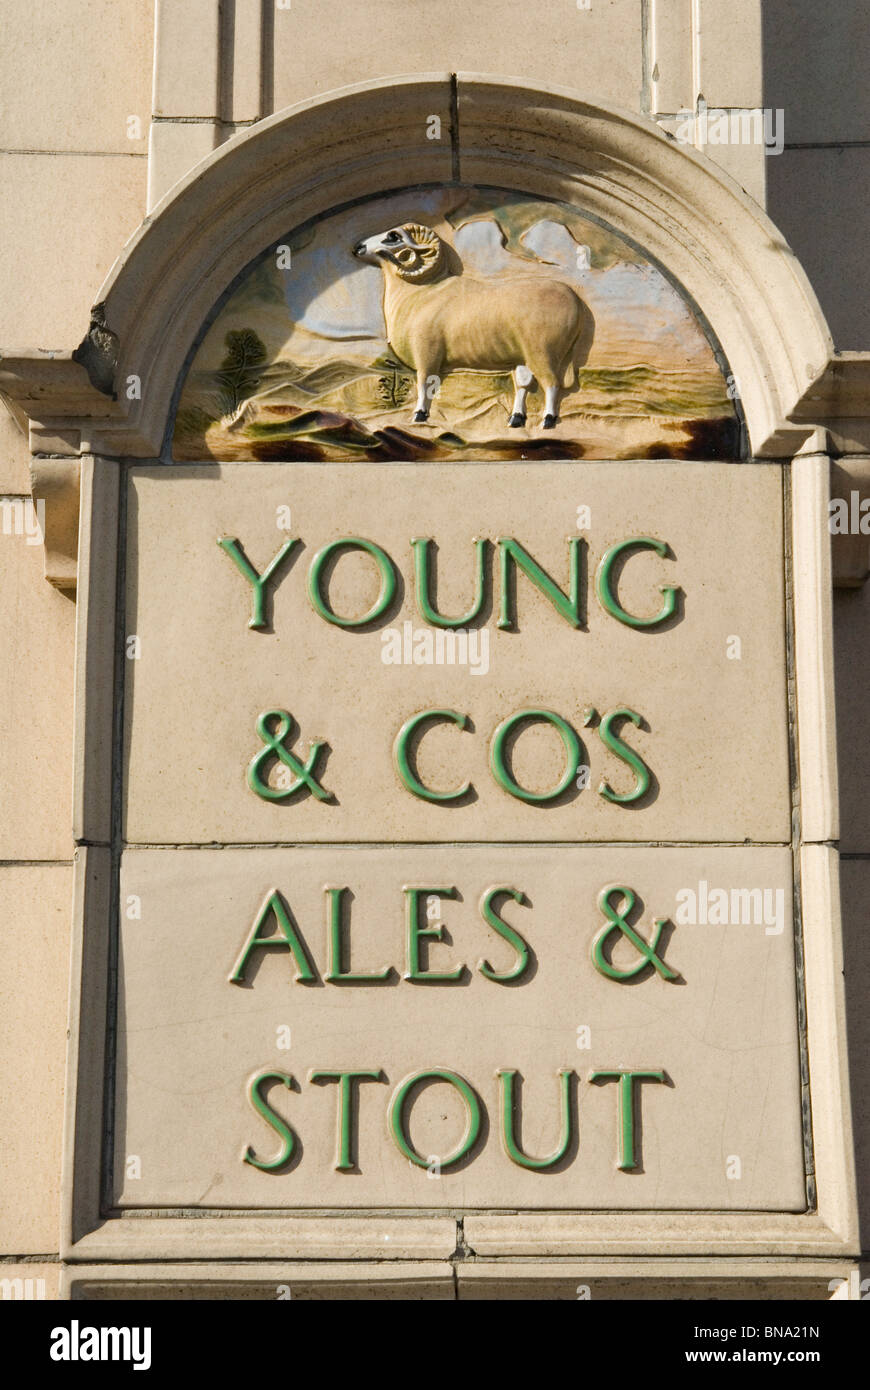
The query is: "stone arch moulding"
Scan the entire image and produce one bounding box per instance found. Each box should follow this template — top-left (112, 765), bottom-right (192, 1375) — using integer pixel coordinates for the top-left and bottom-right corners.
top-left (0, 71), bottom-right (855, 461)
top-left (3, 74), bottom-right (868, 583)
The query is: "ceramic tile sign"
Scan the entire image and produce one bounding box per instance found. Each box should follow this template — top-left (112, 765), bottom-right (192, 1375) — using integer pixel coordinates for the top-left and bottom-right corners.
top-left (113, 846), bottom-right (804, 1210)
top-left (123, 463), bottom-right (790, 844)
top-left (172, 187), bottom-right (740, 463)
top-left (114, 456), bottom-right (804, 1212)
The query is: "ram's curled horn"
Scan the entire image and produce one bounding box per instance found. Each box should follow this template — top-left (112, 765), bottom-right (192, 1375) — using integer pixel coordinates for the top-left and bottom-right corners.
top-left (393, 224), bottom-right (445, 281)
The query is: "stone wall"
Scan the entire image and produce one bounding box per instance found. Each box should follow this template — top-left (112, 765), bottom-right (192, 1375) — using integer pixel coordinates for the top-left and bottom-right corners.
top-left (1, 0), bottom-right (868, 1298)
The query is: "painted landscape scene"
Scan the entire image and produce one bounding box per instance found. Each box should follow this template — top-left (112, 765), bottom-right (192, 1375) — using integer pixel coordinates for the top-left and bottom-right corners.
top-left (172, 186), bottom-right (740, 462)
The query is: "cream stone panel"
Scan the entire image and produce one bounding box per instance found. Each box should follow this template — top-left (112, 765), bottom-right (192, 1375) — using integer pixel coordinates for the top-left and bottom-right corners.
top-left (766, 148), bottom-right (870, 351)
top-left (761, 0), bottom-right (870, 145)
top-left (461, 1210), bottom-right (856, 1260)
top-left (123, 462), bottom-right (791, 845)
top-left (65, 1262), bottom-right (454, 1299)
top-left (0, 411), bottom-right (31, 495)
top-left (799, 845), bottom-right (858, 1250)
top-left (792, 454), bottom-right (839, 845)
top-left (650, 0), bottom-right (693, 114)
top-left (59, 1258), bottom-right (859, 1299)
top-left (65, 1213), bottom-right (456, 1263)
top-left (697, 0), bottom-right (762, 110)
top-left (147, 121), bottom-right (220, 211)
top-left (231, 0), bottom-right (265, 124)
top-left (0, 0), bottom-right (153, 155)
top-left (269, 1), bottom-right (644, 115)
top-left (0, 518), bottom-right (75, 860)
top-left (838, 860), bottom-right (870, 1252)
top-left (153, 0), bottom-right (221, 119)
top-left (0, 154), bottom-right (147, 348)
top-left (74, 460), bottom-right (119, 844)
top-left (113, 845), bottom-right (804, 1211)
top-left (0, 1264), bottom-right (61, 1301)
top-left (0, 867), bottom-right (72, 1255)
top-left (458, 1261), bottom-right (854, 1299)
top-left (834, 581), bottom-right (870, 853)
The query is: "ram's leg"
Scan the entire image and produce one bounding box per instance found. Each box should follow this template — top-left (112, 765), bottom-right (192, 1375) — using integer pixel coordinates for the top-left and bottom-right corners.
top-left (509, 365), bottom-right (533, 427)
top-left (413, 368), bottom-right (431, 423)
top-left (526, 349), bottom-right (562, 428)
top-left (542, 383), bottom-right (560, 429)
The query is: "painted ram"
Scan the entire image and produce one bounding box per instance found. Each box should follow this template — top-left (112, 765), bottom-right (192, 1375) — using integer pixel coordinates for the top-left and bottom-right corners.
top-left (352, 222), bottom-right (593, 428)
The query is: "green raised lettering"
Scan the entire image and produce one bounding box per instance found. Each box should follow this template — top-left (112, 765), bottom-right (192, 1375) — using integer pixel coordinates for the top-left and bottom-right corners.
top-left (498, 1068), bottom-right (574, 1169)
top-left (307, 536), bottom-right (397, 627)
top-left (394, 709), bottom-right (471, 802)
top-left (490, 708), bottom-right (582, 803)
top-left (243, 1070), bottom-right (297, 1171)
top-left (478, 887), bottom-right (532, 983)
top-left (595, 536), bottom-right (678, 628)
top-left (589, 1068), bottom-right (666, 1170)
top-left (498, 536), bottom-right (584, 630)
top-left (309, 1069), bottom-right (385, 1170)
top-left (324, 886), bottom-right (392, 983)
top-left (597, 706), bottom-right (652, 803)
top-left (591, 885), bottom-right (677, 983)
top-left (229, 889), bottom-right (317, 984)
top-left (412, 536), bottom-right (487, 627)
top-left (404, 886), bottom-right (464, 982)
top-left (218, 536), bottom-right (299, 629)
top-left (389, 1069), bottom-right (482, 1168)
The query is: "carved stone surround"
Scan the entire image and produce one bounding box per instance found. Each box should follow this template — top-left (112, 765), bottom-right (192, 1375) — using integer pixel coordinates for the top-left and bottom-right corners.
top-left (0, 74), bottom-right (868, 589)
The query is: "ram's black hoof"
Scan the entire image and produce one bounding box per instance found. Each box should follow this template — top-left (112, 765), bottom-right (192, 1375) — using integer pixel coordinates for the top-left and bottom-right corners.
top-left (413, 410), bottom-right (429, 423)
top-left (542, 413), bottom-right (557, 429)
top-left (508, 412), bottom-right (526, 428)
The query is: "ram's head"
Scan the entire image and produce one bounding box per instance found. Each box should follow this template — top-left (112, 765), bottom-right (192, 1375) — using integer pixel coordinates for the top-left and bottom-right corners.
top-left (352, 223), bottom-right (446, 282)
